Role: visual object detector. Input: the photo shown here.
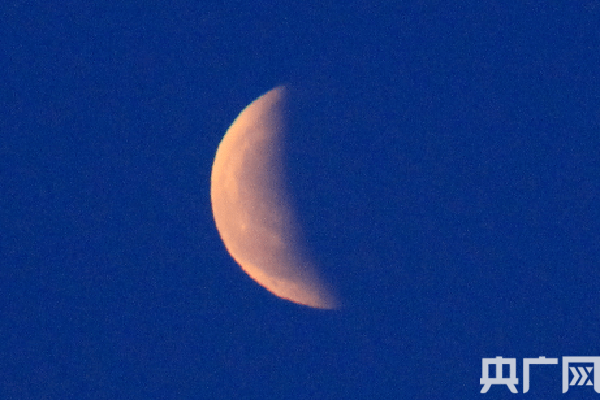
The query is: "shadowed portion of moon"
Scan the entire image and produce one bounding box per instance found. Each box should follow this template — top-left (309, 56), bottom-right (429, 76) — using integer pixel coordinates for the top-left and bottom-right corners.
top-left (211, 86), bottom-right (339, 309)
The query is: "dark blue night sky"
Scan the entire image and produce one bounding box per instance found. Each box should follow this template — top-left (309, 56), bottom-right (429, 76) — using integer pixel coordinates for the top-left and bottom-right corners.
top-left (2, 1), bottom-right (599, 399)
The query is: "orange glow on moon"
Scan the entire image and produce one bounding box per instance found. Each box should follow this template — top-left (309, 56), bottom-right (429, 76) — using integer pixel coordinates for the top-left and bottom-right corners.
top-left (210, 87), bottom-right (338, 309)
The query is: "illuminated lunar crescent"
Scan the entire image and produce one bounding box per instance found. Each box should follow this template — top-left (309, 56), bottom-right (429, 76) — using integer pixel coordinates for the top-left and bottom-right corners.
top-left (210, 86), bottom-right (338, 309)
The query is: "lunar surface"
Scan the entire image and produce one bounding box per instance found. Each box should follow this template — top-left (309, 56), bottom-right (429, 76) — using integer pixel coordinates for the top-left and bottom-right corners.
top-left (210, 86), bottom-right (338, 309)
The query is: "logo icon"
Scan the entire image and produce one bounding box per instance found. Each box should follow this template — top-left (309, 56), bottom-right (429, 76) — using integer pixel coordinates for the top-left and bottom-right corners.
top-left (480, 357), bottom-right (519, 393)
top-left (480, 356), bottom-right (600, 394)
top-left (562, 357), bottom-right (600, 393)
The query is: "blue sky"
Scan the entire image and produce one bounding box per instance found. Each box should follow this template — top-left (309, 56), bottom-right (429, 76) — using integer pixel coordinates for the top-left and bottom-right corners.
top-left (2, 1), bottom-right (599, 398)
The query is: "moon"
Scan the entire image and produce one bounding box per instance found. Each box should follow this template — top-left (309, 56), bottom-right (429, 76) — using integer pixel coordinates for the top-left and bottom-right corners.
top-left (211, 86), bottom-right (339, 309)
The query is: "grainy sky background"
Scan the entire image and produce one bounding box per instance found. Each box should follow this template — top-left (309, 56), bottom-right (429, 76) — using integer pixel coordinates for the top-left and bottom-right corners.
top-left (2, 1), bottom-right (600, 398)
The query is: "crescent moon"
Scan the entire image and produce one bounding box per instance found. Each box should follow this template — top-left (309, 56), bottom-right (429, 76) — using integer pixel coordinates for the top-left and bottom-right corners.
top-left (211, 86), bottom-right (338, 309)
